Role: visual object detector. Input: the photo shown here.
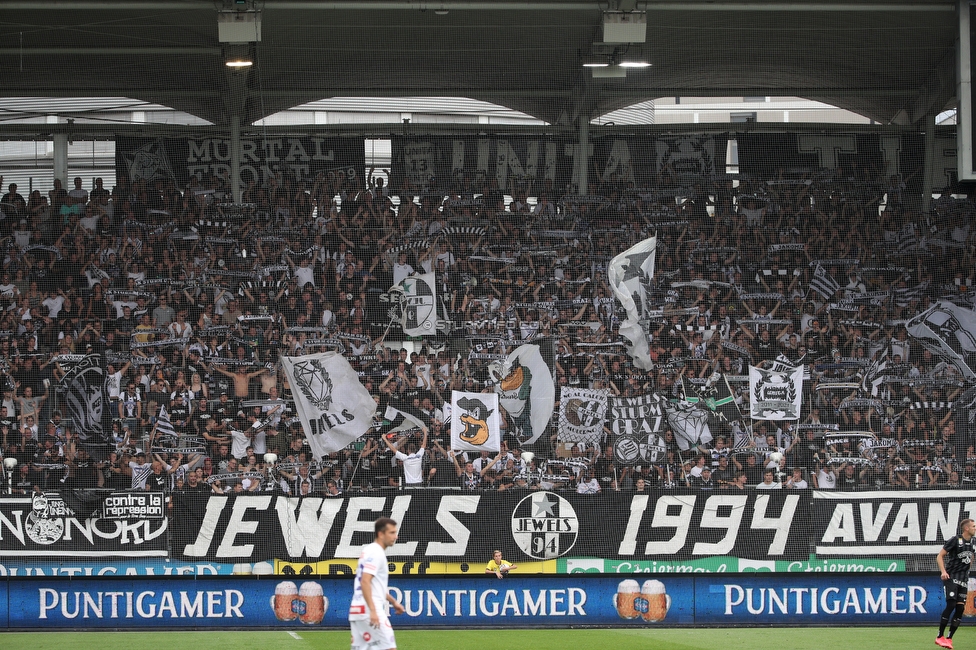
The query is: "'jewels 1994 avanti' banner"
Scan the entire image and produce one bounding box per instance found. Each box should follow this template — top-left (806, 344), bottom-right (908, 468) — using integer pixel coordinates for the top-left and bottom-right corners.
top-left (115, 135), bottom-right (365, 188)
top-left (0, 573), bottom-right (945, 628)
top-left (169, 490), bottom-right (809, 563)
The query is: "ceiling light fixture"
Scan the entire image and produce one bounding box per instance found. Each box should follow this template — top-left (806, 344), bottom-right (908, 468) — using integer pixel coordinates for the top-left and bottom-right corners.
top-left (581, 55), bottom-right (609, 68)
top-left (618, 60), bottom-right (651, 68)
top-left (225, 59), bottom-right (253, 67)
top-left (434, 7), bottom-right (449, 14)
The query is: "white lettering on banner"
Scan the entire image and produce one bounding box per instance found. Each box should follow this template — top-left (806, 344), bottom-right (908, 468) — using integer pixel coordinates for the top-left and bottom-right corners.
top-left (388, 587), bottom-right (586, 619)
top-left (37, 589), bottom-right (245, 620)
top-left (274, 497), bottom-right (343, 558)
top-left (723, 585), bottom-right (926, 616)
top-left (426, 496), bottom-right (480, 555)
top-left (0, 510), bottom-right (26, 544)
top-left (215, 496), bottom-right (271, 557)
top-left (646, 495), bottom-right (696, 555)
top-left (183, 497), bottom-right (228, 556)
top-left (816, 494), bottom-right (976, 554)
top-left (751, 494), bottom-right (800, 556)
top-left (618, 494), bottom-right (798, 556)
top-left (334, 496), bottom-right (418, 557)
top-left (692, 495), bottom-right (747, 556)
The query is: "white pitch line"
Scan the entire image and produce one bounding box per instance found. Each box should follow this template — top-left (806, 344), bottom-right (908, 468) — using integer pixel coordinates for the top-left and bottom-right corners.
top-left (288, 631), bottom-right (303, 640)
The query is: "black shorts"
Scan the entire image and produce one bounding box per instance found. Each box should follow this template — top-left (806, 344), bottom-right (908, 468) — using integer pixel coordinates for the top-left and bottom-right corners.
top-left (944, 576), bottom-right (969, 602)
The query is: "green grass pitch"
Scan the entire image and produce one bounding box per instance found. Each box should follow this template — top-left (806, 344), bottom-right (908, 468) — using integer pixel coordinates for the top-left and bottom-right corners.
top-left (0, 627), bottom-right (960, 650)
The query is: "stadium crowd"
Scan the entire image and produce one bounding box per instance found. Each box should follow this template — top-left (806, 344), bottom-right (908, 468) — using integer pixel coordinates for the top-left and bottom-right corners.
top-left (0, 162), bottom-right (974, 497)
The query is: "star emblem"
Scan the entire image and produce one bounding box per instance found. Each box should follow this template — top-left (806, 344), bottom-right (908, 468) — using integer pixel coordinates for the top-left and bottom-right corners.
top-left (403, 280), bottom-right (414, 292)
top-left (533, 493), bottom-right (556, 518)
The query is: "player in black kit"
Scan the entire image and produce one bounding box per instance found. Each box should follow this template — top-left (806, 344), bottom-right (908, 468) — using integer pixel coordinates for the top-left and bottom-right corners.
top-left (936, 518), bottom-right (976, 649)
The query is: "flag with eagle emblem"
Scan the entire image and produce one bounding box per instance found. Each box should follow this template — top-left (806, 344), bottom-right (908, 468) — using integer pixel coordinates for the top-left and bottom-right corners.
top-left (281, 351), bottom-right (377, 459)
top-left (608, 236), bottom-right (656, 370)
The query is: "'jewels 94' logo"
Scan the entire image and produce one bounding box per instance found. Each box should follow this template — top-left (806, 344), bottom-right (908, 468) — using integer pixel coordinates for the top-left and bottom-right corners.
top-left (510, 492), bottom-right (578, 559)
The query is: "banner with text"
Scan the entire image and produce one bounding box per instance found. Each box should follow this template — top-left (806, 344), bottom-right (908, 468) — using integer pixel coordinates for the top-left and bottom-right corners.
top-left (169, 491), bottom-right (810, 563)
top-left (115, 135), bottom-right (366, 189)
top-left (390, 136), bottom-right (574, 192)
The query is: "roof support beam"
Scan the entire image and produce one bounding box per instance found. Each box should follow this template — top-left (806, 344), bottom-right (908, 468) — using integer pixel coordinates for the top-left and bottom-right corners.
top-left (2, 1), bottom-right (954, 10)
top-left (0, 47), bottom-right (220, 56)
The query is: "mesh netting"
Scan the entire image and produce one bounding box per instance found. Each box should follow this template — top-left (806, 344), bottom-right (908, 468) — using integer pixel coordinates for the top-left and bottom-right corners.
top-left (0, 3), bottom-right (968, 577)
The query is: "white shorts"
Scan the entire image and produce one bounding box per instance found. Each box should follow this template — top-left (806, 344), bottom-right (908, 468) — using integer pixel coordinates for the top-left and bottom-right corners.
top-left (350, 616), bottom-right (396, 649)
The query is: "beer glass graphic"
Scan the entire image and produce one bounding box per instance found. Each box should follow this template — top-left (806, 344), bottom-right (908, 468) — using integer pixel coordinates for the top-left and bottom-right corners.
top-left (613, 579), bottom-right (642, 619)
top-left (271, 581), bottom-right (299, 621)
top-left (297, 581), bottom-right (328, 624)
top-left (640, 580), bottom-right (670, 622)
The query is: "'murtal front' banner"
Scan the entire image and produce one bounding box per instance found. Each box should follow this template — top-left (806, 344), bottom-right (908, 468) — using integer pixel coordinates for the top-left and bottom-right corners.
top-left (0, 493), bottom-right (168, 557)
top-left (116, 135), bottom-right (366, 188)
top-left (169, 491), bottom-right (809, 563)
top-left (390, 136), bottom-right (575, 192)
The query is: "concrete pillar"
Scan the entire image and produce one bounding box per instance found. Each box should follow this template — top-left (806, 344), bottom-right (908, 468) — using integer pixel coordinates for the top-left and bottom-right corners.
top-left (53, 133), bottom-right (68, 187)
top-left (230, 116), bottom-right (242, 204)
top-left (921, 112), bottom-right (936, 213)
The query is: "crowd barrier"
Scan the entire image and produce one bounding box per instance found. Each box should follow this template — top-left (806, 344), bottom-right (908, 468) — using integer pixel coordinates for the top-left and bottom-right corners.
top-left (0, 573), bottom-right (949, 629)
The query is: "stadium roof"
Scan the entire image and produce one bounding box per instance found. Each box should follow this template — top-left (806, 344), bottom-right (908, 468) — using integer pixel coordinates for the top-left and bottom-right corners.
top-left (0, 0), bottom-right (959, 131)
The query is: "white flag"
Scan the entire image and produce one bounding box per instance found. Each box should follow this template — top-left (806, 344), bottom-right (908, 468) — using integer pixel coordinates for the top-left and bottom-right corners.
top-left (907, 300), bottom-right (976, 380)
top-left (608, 236), bottom-right (656, 369)
top-left (490, 342), bottom-right (555, 447)
top-left (281, 351), bottom-right (377, 459)
top-left (557, 387), bottom-right (609, 445)
top-left (749, 364), bottom-right (804, 420)
top-left (400, 272), bottom-right (438, 336)
top-left (450, 390), bottom-right (501, 452)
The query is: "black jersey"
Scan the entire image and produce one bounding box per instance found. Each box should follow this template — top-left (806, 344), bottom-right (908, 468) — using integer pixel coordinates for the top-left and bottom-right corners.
top-left (943, 535), bottom-right (976, 578)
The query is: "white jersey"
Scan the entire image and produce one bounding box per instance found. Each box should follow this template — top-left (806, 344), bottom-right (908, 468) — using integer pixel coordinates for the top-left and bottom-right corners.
top-left (349, 541), bottom-right (389, 620)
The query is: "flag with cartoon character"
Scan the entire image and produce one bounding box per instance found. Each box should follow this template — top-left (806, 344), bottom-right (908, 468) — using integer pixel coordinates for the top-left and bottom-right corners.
top-left (450, 391), bottom-right (501, 452)
top-left (490, 342), bottom-right (555, 448)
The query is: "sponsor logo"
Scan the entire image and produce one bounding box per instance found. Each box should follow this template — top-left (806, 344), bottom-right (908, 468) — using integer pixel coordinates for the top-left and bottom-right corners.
top-left (722, 584), bottom-right (927, 616)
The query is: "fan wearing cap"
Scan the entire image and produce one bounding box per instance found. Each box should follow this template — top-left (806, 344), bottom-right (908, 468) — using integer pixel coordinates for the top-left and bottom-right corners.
top-left (122, 450), bottom-right (153, 490)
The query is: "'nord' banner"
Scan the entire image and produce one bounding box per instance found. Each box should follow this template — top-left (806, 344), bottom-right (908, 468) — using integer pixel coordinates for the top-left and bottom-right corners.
top-left (0, 493), bottom-right (167, 557)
